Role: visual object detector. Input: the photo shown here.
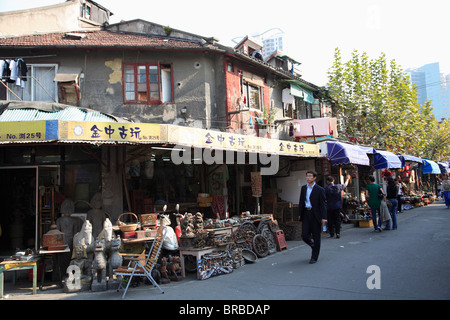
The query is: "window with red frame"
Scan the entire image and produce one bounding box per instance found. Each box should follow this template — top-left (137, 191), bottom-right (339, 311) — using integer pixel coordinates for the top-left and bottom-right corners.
top-left (123, 63), bottom-right (173, 104)
top-left (81, 3), bottom-right (91, 20)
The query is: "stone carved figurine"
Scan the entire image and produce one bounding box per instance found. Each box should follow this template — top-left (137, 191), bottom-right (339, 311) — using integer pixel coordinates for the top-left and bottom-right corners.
top-left (72, 220), bottom-right (94, 279)
top-left (167, 255), bottom-right (183, 281)
top-left (159, 210), bottom-right (179, 251)
top-left (158, 256), bottom-right (171, 284)
top-left (63, 246), bottom-right (92, 293)
top-left (56, 198), bottom-right (80, 250)
top-left (194, 212), bottom-right (204, 232)
top-left (97, 218), bottom-right (113, 243)
top-left (181, 212), bottom-right (195, 237)
top-left (86, 193), bottom-right (106, 240)
top-left (107, 236), bottom-right (122, 290)
top-left (91, 239), bottom-right (107, 292)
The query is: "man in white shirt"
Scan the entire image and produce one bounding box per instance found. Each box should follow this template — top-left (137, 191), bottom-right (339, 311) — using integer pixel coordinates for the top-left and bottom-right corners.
top-left (298, 171), bottom-right (327, 264)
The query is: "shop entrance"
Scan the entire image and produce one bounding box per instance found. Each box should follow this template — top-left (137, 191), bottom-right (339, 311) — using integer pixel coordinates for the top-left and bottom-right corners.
top-left (0, 165), bottom-right (60, 256)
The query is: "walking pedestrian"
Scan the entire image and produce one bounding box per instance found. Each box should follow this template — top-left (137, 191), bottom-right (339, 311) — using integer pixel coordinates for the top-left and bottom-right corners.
top-left (442, 176), bottom-right (450, 209)
top-left (298, 170), bottom-right (327, 264)
top-left (325, 174), bottom-right (351, 238)
top-left (385, 177), bottom-right (399, 230)
top-left (397, 177), bottom-right (403, 213)
top-left (365, 176), bottom-right (384, 232)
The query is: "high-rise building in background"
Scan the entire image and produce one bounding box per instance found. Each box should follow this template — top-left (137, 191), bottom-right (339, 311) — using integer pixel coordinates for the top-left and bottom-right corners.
top-left (256, 28), bottom-right (285, 60)
top-left (233, 28), bottom-right (286, 61)
top-left (405, 62), bottom-right (450, 121)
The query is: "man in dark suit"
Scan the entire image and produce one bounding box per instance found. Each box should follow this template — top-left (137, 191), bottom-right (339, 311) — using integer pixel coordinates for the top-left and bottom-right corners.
top-left (298, 170), bottom-right (327, 264)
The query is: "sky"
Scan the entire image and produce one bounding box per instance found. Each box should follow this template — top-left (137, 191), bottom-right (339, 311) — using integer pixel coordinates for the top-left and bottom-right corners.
top-left (1, 0), bottom-right (449, 87)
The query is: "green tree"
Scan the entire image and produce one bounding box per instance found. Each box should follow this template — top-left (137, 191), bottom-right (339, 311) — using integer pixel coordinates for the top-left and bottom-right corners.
top-left (327, 48), bottom-right (447, 160)
top-left (423, 119), bottom-right (450, 161)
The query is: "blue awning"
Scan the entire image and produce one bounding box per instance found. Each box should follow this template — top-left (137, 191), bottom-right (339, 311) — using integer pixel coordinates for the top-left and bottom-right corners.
top-left (326, 141), bottom-right (371, 166)
top-left (359, 145), bottom-right (376, 154)
top-left (373, 150), bottom-right (402, 169)
top-left (422, 159), bottom-right (441, 174)
top-left (399, 155), bottom-right (423, 167)
top-left (437, 162), bottom-right (450, 174)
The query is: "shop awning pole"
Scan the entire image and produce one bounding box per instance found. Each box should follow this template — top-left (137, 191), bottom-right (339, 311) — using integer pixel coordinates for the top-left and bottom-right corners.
top-left (122, 166), bottom-right (131, 212)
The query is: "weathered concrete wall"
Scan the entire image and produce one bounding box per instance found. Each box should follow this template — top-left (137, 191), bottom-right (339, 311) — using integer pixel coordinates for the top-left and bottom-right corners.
top-left (211, 53), bottom-right (227, 130)
top-left (0, 2), bottom-right (79, 36)
top-left (36, 49), bottom-right (225, 129)
top-left (107, 20), bottom-right (207, 43)
top-left (223, 57), bottom-right (274, 135)
top-left (0, 0), bottom-right (107, 37)
top-left (267, 74), bottom-right (285, 140)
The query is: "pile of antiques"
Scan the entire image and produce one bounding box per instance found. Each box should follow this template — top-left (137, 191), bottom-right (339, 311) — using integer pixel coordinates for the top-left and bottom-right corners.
top-left (176, 213), bottom-right (287, 281)
top-left (8, 192), bottom-right (289, 295)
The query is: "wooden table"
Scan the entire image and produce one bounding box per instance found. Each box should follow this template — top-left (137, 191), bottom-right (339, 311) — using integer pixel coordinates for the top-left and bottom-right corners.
top-left (0, 257), bottom-right (40, 298)
top-left (121, 236), bottom-right (155, 244)
top-left (38, 246), bottom-right (70, 290)
top-left (178, 247), bottom-right (217, 279)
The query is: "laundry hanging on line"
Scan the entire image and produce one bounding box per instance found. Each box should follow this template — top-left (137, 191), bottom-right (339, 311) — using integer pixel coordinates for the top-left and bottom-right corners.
top-left (0, 58), bottom-right (28, 88)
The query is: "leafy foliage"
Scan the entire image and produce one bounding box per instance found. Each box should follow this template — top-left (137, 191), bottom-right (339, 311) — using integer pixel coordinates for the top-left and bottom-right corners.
top-left (327, 48), bottom-right (449, 160)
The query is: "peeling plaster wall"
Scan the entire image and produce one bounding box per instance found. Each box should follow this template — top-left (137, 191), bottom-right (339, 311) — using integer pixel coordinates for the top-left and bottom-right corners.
top-left (41, 49), bottom-right (225, 129)
top-left (104, 58), bottom-right (123, 84)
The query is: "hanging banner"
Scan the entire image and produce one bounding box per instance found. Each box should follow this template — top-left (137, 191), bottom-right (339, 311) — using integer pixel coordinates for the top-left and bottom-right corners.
top-left (0, 120), bottom-right (318, 158)
top-left (59, 121), bottom-right (167, 143)
top-left (167, 125), bottom-right (318, 157)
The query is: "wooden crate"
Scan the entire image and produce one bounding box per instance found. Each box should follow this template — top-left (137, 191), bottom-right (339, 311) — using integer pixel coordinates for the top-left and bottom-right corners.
top-left (358, 220), bottom-right (374, 228)
top-left (136, 230), bottom-right (146, 239)
top-left (140, 213), bottom-right (158, 226)
top-left (205, 226), bottom-right (233, 237)
top-left (123, 231), bottom-right (137, 239)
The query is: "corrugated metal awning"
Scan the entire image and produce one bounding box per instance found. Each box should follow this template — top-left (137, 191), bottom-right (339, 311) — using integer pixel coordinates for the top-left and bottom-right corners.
top-left (0, 105), bottom-right (125, 123)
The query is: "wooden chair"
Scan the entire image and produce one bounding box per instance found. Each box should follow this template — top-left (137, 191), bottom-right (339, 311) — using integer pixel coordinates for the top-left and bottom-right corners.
top-left (114, 226), bottom-right (167, 299)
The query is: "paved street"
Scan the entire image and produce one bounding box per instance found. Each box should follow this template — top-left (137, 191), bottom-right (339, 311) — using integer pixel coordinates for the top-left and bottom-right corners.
top-left (3, 200), bottom-right (450, 302)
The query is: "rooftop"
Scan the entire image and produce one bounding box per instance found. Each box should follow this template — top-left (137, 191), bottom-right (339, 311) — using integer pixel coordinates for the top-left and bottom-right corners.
top-left (0, 30), bottom-right (221, 51)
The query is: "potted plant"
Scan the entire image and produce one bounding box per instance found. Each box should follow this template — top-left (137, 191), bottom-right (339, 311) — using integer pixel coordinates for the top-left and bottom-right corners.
top-left (263, 107), bottom-right (275, 124)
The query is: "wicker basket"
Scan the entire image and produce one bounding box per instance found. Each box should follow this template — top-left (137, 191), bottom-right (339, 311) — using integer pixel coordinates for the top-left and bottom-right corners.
top-left (117, 212), bottom-right (139, 232)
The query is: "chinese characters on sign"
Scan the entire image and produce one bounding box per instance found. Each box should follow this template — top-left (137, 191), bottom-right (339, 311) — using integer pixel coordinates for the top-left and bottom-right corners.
top-left (90, 124), bottom-right (143, 140)
top-left (168, 125), bottom-right (318, 156)
top-left (199, 129), bottom-right (316, 156)
top-left (65, 122), bottom-right (164, 143)
top-left (1, 121), bottom-right (318, 158)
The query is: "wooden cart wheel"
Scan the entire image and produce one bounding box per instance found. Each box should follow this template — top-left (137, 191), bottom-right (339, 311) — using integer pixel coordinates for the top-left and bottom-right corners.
top-left (261, 226), bottom-right (277, 255)
top-left (252, 234), bottom-right (269, 258)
